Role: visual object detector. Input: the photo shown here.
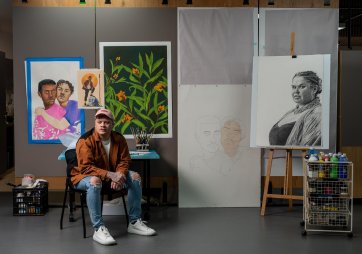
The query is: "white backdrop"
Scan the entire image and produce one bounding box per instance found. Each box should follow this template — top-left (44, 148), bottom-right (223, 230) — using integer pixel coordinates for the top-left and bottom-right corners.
top-left (178, 85), bottom-right (261, 207)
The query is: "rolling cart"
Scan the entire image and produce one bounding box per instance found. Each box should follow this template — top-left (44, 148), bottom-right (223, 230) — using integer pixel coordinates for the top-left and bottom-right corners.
top-left (302, 160), bottom-right (353, 237)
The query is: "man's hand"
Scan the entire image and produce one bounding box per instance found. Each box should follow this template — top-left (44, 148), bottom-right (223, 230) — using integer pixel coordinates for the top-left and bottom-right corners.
top-left (107, 171), bottom-right (126, 185)
top-left (110, 181), bottom-right (122, 190)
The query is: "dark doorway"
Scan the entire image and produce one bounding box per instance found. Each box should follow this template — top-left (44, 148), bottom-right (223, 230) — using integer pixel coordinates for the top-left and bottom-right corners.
top-left (0, 51), bottom-right (14, 175)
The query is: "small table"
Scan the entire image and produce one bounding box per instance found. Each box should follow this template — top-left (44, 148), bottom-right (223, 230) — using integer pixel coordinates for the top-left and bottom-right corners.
top-left (58, 149), bottom-right (160, 218)
top-left (129, 150), bottom-right (160, 215)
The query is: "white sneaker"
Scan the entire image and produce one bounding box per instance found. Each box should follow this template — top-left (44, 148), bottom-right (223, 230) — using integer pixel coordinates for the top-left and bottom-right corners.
top-left (127, 219), bottom-right (156, 236)
top-left (93, 225), bottom-right (116, 245)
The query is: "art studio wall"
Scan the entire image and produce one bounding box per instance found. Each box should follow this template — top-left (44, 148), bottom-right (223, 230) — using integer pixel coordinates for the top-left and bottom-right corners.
top-left (13, 7), bottom-right (178, 201)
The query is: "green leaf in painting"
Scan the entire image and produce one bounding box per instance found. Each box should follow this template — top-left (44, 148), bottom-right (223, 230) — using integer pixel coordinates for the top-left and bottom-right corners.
top-left (138, 53), bottom-right (144, 73)
top-left (157, 100), bottom-right (166, 106)
top-left (119, 103), bottom-right (132, 116)
top-left (147, 107), bottom-right (155, 116)
top-left (162, 89), bottom-right (168, 98)
top-left (114, 102), bottom-right (122, 117)
top-left (161, 126), bottom-right (167, 133)
top-left (134, 107), bottom-right (153, 123)
top-left (159, 111), bottom-right (168, 120)
top-left (153, 92), bottom-right (159, 114)
top-left (123, 65), bottom-right (132, 73)
top-left (152, 120), bottom-right (167, 130)
top-left (152, 58), bottom-right (164, 73)
top-left (150, 52), bottom-right (154, 68)
top-left (146, 90), bottom-right (153, 112)
top-left (132, 119), bottom-right (146, 129)
top-left (128, 95), bottom-right (144, 108)
top-left (145, 69), bottom-right (163, 85)
top-left (129, 74), bottom-right (140, 84)
top-left (145, 53), bottom-right (151, 74)
top-left (121, 120), bottom-right (131, 134)
top-left (109, 59), bottom-right (114, 74)
top-left (114, 64), bottom-right (123, 74)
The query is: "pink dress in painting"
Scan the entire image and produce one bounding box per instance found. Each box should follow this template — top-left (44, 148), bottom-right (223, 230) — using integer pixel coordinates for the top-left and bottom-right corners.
top-left (33, 104), bottom-right (67, 140)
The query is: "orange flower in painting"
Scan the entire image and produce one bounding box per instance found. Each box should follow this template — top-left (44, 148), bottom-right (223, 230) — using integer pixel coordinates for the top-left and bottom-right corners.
top-left (132, 68), bottom-right (140, 76)
top-left (154, 82), bottom-right (165, 92)
top-left (158, 105), bottom-right (165, 112)
top-left (116, 56), bottom-right (121, 61)
top-left (113, 73), bottom-right (118, 79)
top-left (116, 90), bottom-right (127, 102)
top-left (122, 114), bottom-right (133, 123)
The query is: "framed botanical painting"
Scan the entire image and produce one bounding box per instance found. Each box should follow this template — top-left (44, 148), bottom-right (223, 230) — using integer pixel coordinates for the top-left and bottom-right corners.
top-left (99, 42), bottom-right (172, 138)
top-left (25, 57), bottom-right (85, 144)
top-left (250, 54), bottom-right (330, 149)
top-left (77, 69), bottom-right (104, 109)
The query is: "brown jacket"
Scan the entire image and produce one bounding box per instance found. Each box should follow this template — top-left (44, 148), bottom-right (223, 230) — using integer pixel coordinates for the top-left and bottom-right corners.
top-left (71, 128), bottom-right (131, 185)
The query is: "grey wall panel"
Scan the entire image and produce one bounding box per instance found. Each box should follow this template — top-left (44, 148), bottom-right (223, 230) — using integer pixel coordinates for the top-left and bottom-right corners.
top-left (13, 7), bottom-right (95, 177)
top-left (341, 50), bottom-right (362, 146)
top-left (96, 8), bottom-right (178, 177)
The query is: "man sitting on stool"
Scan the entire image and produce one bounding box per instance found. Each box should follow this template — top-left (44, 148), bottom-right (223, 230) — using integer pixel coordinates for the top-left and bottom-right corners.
top-left (71, 108), bottom-right (156, 245)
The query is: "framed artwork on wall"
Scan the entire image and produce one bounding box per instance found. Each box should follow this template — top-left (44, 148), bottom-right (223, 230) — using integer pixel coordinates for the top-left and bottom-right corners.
top-left (77, 69), bottom-right (104, 109)
top-left (99, 42), bottom-right (172, 138)
top-left (250, 54), bottom-right (331, 149)
top-left (25, 57), bottom-right (85, 144)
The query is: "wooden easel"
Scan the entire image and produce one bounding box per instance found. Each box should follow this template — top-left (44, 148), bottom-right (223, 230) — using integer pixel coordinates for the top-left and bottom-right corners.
top-left (260, 148), bottom-right (307, 216)
top-left (260, 32), bottom-right (304, 215)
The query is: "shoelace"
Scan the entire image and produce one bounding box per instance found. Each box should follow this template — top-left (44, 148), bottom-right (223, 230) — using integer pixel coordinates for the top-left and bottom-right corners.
top-left (137, 219), bottom-right (150, 229)
top-left (99, 226), bottom-right (111, 237)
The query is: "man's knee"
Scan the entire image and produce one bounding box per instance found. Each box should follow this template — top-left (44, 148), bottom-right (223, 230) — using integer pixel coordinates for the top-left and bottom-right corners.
top-left (131, 172), bottom-right (141, 182)
top-left (90, 176), bottom-right (102, 186)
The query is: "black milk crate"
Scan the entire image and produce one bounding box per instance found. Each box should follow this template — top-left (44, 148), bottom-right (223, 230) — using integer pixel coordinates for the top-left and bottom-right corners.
top-left (13, 183), bottom-right (48, 216)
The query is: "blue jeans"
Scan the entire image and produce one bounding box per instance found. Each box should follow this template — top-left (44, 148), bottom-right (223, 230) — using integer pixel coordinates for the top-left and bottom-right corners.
top-left (75, 171), bottom-right (142, 229)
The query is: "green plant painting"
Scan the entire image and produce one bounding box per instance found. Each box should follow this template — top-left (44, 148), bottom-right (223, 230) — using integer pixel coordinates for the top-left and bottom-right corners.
top-left (100, 42), bottom-right (172, 138)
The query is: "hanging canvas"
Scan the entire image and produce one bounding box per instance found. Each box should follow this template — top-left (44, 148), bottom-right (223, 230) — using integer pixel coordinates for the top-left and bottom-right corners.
top-left (178, 8), bottom-right (254, 85)
top-left (250, 55), bottom-right (330, 149)
top-left (99, 42), bottom-right (172, 138)
top-left (178, 85), bottom-right (261, 207)
top-left (25, 57), bottom-right (85, 144)
top-left (77, 69), bottom-right (104, 109)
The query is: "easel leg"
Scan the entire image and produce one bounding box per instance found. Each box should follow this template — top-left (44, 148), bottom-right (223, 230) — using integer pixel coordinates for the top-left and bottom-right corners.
top-left (261, 149), bottom-right (274, 216)
top-left (287, 150), bottom-right (293, 210)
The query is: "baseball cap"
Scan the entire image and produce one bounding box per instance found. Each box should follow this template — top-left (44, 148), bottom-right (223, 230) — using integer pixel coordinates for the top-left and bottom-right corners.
top-left (95, 108), bottom-right (114, 122)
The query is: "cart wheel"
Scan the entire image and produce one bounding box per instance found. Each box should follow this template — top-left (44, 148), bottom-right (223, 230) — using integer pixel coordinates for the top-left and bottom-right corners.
top-left (300, 221), bottom-right (305, 227)
top-left (347, 232), bottom-right (353, 238)
top-left (301, 230), bottom-right (307, 236)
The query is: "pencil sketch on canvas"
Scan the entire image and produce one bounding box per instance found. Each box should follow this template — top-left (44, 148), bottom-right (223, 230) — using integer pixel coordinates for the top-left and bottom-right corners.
top-left (178, 85), bottom-right (260, 207)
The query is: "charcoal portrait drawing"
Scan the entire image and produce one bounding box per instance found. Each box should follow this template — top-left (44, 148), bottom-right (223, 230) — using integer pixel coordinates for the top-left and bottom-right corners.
top-left (250, 54), bottom-right (330, 149)
top-left (269, 71), bottom-right (322, 146)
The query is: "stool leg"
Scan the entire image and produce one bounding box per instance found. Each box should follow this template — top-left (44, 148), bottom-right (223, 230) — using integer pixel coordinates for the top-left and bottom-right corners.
top-left (80, 193), bottom-right (86, 238)
top-left (69, 189), bottom-right (75, 222)
top-left (122, 194), bottom-right (129, 227)
top-left (60, 184), bottom-right (69, 230)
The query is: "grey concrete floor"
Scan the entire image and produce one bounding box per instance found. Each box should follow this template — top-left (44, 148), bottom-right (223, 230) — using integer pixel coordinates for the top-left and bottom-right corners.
top-left (0, 192), bottom-right (361, 254)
